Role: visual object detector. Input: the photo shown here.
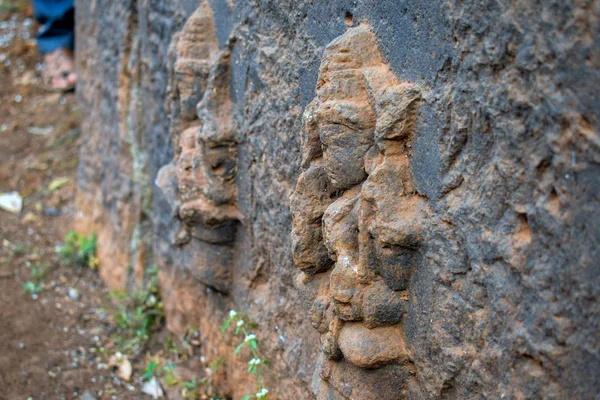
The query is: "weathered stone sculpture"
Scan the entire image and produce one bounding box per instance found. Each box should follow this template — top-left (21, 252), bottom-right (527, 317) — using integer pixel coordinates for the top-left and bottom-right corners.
top-left (157, 2), bottom-right (240, 294)
top-left (168, 1), bottom-right (218, 126)
top-left (291, 25), bottom-right (430, 397)
top-left (77, 0), bottom-right (600, 397)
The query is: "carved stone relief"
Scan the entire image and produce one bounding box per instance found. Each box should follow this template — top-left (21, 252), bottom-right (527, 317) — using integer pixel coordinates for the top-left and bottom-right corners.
top-left (157, 2), bottom-right (240, 294)
top-left (76, 0), bottom-right (600, 397)
top-left (291, 25), bottom-right (430, 396)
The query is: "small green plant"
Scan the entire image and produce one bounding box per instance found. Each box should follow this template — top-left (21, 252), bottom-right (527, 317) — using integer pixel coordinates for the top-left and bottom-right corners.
top-left (10, 243), bottom-right (25, 258)
top-left (160, 363), bottom-right (180, 387)
top-left (23, 281), bottom-right (41, 295)
top-left (106, 266), bottom-right (164, 354)
top-left (56, 231), bottom-right (98, 269)
top-left (182, 377), bottom-right (207, 399)
top-left (21, 260), bottom-right (52, 297)
top-left (143, 360), bottom-right (159, 381)
top-left (164, 332), bottom-right (180, 355)
top-left (110, 301), bottom-right (163, 354)
top-left (222, 310), bottom-right (270, 400)
top-left (29, 261), bottom-right (52, 282)
top-left (183, 378), bottom-right (199, 389)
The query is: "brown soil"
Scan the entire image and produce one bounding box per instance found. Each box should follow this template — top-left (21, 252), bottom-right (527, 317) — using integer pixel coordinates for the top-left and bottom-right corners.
top-left (0, 4), bottom-right (137, 400)
top-left (0, 3), bottom-right (203, 400)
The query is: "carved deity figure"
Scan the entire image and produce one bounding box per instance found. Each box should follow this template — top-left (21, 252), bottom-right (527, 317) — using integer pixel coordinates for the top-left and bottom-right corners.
top-left (157, 2), bottom-right (240, 294)
top-left (291, 25), bottom-right (428, 395)
top-left (174, 47), bottom-right (240, 245)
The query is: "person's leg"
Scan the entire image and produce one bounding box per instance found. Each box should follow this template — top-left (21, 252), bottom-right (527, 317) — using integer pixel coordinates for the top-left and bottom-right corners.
top-left (32, 0), bottom-right (76, 91)
top-left (33, 0), bottom-right (74, 55)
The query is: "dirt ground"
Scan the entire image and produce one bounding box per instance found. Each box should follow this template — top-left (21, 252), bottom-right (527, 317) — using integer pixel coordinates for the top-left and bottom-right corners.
top-left (0, 3), bottom-right (215, 400)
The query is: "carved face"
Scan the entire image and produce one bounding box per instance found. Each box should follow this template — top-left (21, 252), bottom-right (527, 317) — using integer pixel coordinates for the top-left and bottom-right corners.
top-left (312, 69), bottom-right (376, 190)
top-left (158, 43), bottom-right (239, 245)
top-left (291, 25), bottom-right (425, 370)
top-left (315, 77), bottom-right (427, 331)
top-left (177, 130), bottom-right (238, 229)
top-left (176, 126), bottom-right (201, 203)
top-left (174, 50), bottom-right (239, 232)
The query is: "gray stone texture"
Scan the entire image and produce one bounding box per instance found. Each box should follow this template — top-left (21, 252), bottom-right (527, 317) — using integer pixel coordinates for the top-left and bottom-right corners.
top-left (75, 0), bottom-right (599, 398)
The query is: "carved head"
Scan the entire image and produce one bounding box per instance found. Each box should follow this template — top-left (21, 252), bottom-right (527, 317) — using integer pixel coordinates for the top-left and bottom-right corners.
top-left (170, 1), bottom-right (218, 122)
top-left (157, 7), bottom-right (240, 248)
top-left (291, 25), bottom-right (426, 370)
top-left (176, 47), bottom-right (239, 236)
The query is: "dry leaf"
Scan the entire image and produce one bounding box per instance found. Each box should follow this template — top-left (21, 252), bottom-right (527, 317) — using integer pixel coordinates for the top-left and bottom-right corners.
top-left (21, 212), bottom-right (38, 224)
top-left (47, 177), bottom-right (72, 191)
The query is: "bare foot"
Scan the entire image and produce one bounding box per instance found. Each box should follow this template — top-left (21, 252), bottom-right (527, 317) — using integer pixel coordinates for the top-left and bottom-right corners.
top-left (42, 49), bottom-right (77, 92)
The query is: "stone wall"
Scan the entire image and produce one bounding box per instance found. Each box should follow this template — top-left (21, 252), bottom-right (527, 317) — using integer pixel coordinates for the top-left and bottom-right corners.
top-left (75, 0), bottom-right (600, 398)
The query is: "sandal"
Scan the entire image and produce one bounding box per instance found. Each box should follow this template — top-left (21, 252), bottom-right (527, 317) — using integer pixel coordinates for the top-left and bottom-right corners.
top-left (42, 48), bottom-right (77, 92)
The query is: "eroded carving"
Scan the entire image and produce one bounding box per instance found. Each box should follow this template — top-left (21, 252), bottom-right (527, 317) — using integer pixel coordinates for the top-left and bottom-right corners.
top-left (291, 25), bottom-right (427, 392)
top-left (157, 2), bottom-right (240, 294)
top-left (169, 1), bottom-right (218, 125)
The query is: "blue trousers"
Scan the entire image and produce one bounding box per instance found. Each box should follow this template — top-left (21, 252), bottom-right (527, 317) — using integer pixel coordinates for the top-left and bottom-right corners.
top-left (33, 0), bottom-right (74, 54)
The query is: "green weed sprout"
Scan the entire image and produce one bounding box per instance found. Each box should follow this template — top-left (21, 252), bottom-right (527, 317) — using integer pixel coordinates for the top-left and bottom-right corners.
top-left (56, 231), bottom-right (98, 269)
top-left (222, 310), bottom-right (270, 400)
top-left (23, 281), bottom-right (41, 295)
top-left (160, 363), bottom-right (180, 387)
top-left (21, 260), bottom-right (53, 298)
top-left (10, 243), bottom-right (25, 258)
top-left (143, 360), bottom-right (159, 381)
top-left (107, 266), bottom-right (164, 354)
top-left (182, 377), bottom-right (208, 399)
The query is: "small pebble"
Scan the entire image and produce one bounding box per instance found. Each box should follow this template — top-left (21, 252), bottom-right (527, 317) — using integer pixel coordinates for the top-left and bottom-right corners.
top-left (43, 207), bottom-right (61, 216)
top-left (80, 391), bottom-right (97, 400)
top-left (67, 288), bottom-right (79, 300)
top-left (14, 94), bottom-right (22, 103)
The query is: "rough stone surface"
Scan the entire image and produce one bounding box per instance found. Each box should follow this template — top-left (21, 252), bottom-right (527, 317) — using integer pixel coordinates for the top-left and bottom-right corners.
top-left (76, 0), bottom-right (599, 398)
